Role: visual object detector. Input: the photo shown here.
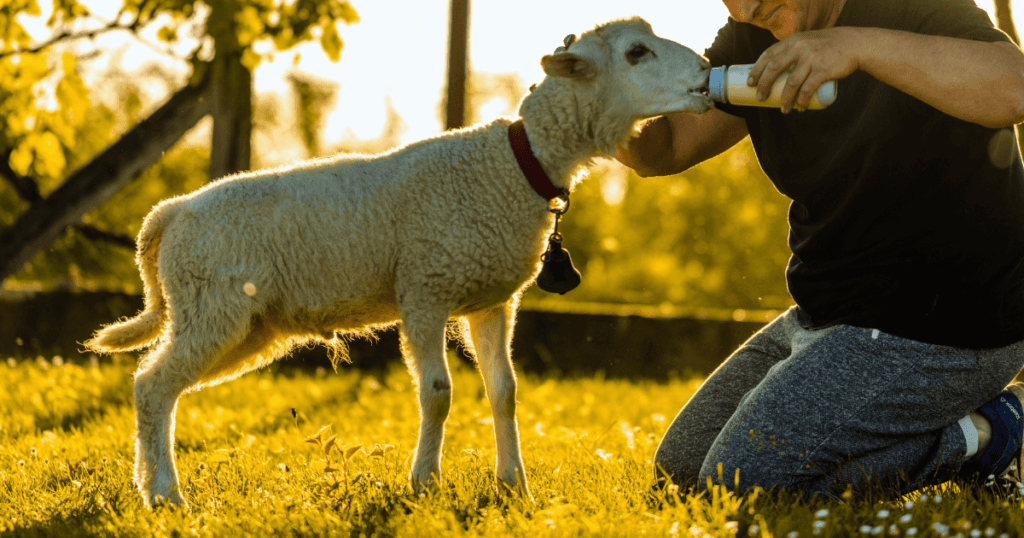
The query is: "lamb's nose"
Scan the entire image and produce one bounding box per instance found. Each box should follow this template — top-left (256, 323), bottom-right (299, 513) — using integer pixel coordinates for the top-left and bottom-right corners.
top-left (698, 57), bottom-right (711, 71)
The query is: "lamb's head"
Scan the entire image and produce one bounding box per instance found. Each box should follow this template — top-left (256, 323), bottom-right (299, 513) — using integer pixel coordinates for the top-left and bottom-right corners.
top-left (524, 17), bottom-right (711, 155)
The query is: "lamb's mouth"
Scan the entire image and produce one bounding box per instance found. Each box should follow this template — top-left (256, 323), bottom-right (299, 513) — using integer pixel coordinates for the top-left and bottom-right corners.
top-left (688, 82), bottom-right (711, 103)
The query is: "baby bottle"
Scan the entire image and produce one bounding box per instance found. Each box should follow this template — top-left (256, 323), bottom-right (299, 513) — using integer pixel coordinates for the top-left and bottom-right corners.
top-left (708, 64), bottom-right (837, 109)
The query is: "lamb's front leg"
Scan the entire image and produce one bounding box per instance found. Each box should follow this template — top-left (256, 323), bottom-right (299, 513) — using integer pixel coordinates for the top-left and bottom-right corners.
top-left (399, 306), bottom-right (453, 493)
top-left (466, 303), bottom-right (531, 499)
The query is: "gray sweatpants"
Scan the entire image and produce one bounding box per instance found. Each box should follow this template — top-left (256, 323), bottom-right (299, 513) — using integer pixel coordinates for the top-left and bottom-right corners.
top-left (655, 306), bottom-right (1024, 498)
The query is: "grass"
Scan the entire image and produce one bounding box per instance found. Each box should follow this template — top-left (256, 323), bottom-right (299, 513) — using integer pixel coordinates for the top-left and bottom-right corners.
top-left (1, 352), bottom-right (1023, 537)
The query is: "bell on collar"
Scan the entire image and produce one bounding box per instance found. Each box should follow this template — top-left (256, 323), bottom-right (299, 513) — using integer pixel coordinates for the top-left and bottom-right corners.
top-left (537, 236), bottom-right (581, 294)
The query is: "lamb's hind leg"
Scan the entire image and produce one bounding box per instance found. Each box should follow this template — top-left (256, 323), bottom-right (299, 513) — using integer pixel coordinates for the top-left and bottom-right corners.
top-left (399, 305), bottom-right (453, 493)
top-left (466, 303), bottom-right (530, 499)
top-left (133, 341), bottom-right (196, 509)
top-left (134, 309), bottom-right (265, 508)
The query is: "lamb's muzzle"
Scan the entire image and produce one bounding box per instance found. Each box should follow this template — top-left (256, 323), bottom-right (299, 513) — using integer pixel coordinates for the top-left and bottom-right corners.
top-left (84, 16), bottom-right (711, 509)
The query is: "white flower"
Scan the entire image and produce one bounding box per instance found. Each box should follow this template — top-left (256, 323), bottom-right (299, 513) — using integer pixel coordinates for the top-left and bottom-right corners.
top-left (815, 509), bottom-right (830, 518)
top-left (900, 514), bottom-right (913, 524)
top-left (877, 510), bottom-right (890, 518)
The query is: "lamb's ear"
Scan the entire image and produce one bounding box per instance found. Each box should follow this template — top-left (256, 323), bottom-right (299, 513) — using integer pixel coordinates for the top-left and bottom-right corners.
top-left (541, 52), bottom-right (596, 78)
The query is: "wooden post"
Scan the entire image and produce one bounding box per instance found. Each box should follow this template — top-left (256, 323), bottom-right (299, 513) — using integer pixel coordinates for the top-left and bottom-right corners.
top-left (445, 0), bottom-right (470, 130)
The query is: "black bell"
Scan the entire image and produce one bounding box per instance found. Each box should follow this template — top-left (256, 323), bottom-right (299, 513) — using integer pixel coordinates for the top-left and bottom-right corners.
top-left (537, 237), bottom-right (581, 294)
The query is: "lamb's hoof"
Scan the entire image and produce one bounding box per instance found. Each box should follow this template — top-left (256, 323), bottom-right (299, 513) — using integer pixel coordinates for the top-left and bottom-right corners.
top-left (410, 472), bottom-right (440, 496)
top-left (148, 489), bottom-right (188, 511)
top-left (497, 477), bottom-right (534, 504)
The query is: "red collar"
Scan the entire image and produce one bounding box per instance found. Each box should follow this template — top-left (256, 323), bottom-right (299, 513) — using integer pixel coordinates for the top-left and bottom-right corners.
top-left (508, 120), bottom-right (567, 201)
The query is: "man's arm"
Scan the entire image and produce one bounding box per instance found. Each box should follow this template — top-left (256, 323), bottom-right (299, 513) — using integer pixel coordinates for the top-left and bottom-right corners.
top-left (618, 108), bottom-right (749, 177)
top-left (749, 28), bottom-right (1024, 128)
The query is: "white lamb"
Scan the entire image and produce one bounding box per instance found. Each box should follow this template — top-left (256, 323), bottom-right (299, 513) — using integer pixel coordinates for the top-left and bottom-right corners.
top-left (86, 17), bottom-right (711, 509)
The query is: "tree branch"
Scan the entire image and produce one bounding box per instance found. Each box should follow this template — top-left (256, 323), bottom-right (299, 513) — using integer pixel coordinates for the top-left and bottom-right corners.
top-left (0, 72), bottom-right (213, 283)
top-left (0, 153), bottom-right (42, 202)
top-left (74, 224), bottom-right (136, 249)
top-left (0, 18), bottom-right (133, 58)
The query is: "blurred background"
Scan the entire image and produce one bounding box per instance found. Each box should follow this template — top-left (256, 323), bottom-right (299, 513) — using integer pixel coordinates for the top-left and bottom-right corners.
top-left (1, 0), bottom-right (1021, 374)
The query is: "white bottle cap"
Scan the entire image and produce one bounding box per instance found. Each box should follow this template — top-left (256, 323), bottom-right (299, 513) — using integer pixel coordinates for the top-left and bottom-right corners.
top-left (708, 66), bottom-right (727, 103)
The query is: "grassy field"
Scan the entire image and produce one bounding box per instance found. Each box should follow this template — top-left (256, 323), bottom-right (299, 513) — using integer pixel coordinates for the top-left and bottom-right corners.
top-left (1, 352), bottom-right (1023, 537)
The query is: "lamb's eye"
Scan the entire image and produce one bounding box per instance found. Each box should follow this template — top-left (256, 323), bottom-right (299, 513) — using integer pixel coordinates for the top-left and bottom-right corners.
top-left (626, 44), bottom-right (652, 65)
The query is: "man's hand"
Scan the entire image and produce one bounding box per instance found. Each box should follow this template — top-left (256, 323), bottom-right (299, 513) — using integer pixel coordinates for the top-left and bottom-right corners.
top-left (746, 26), bottom-right (1024, 127)
top-left (748, 27), bottom-right (861, 113)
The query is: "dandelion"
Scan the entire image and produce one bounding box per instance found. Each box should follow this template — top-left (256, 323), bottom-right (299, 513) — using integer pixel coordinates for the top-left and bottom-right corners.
top-left (787, 532), bottom-right (799, 538)
top-left (815, 509), bottom-right (829, 518)
top-left (243, 282), bottom-right (257, 296)
top-left (933, 493), bottom-right (943, 502)
top-left (6, 357), bottom-right (15, 367)
top-left (907, 528), bottom-right (918, 536)
top-left (900, 514), bottom-right (913, 524)
top-left (932, 522), bottom-right (950, 536)
top-left (748, 524), bottom-right (760, 537)
top-left (870, 526), bottom-right (883, 536)
top-left (52, 355), bottom-right (63, 367)
top-left (918, 494), bottom-right (929, 502)
top-left (889, 524), bottom-right (899, 536)
top-left (877, 510), bottom-right (890, 519)
top-left (984, 529), bottom-right (996, 537)
top-left (970, 530), bottom-right (981, 538)
top-left (860, 526), bottom-right (873, 533)
top-left (813, 521), bottom-right (825, 529)
top-left (904, 501), bottom-right (914, 509)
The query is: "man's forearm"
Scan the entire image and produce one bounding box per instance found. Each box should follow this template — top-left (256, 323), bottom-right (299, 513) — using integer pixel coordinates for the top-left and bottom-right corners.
top-left (851, 27), bottom-right (1024, 127)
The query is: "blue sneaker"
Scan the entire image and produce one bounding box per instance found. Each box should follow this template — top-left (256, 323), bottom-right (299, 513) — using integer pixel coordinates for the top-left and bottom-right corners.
top-left (960, 384), bottom-right (1024, 486)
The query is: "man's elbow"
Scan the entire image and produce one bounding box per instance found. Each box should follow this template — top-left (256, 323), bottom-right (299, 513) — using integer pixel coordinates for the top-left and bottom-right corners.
top-left (986, 45), bottom-right (1024, 127)
top-left (617, 116), bottom-right (682, 177)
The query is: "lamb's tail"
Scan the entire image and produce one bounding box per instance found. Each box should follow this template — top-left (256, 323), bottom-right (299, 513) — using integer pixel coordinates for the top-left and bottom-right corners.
top-left (85, 201), bottom-right (180, 353)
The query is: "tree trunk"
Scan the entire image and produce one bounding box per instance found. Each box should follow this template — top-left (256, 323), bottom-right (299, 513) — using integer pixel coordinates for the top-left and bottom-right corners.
top-left (208, 0), bottom-right (252, 180)
top-left (0, 75), bottom-right (213, 283)
top-left (994, 0), bottom-right (1021, 46)
top-left (445, 0), bottom-right (470, 130)
top-left (209, 48), bottom-right (252, 180)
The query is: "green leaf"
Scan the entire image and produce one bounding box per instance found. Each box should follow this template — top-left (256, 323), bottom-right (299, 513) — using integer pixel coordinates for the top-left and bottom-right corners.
top-left (337, 2), bottom-right (360, 24)
top-left (9, 140), bottom-right (34, 177)
top-left (343, 445), bottom-right (362, 461)
top-left (157, 25), bottom-right (177, 42)
top-left (240, 48), bottom-right (262, 71)
top-left (320, 22), bottom-right (342, 62)
top-left (33, 131), bottom-right (66, 179)
top-left (323, 435), bottom-right (337, 457)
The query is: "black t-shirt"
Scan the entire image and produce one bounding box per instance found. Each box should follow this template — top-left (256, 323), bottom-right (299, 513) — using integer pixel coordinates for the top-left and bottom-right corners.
top-left (705, 0), bottom-right (1024, 348)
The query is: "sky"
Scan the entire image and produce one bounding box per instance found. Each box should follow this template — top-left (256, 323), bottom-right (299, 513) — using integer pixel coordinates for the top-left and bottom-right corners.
top-left (16, 1), bottom-right (1020, 150)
